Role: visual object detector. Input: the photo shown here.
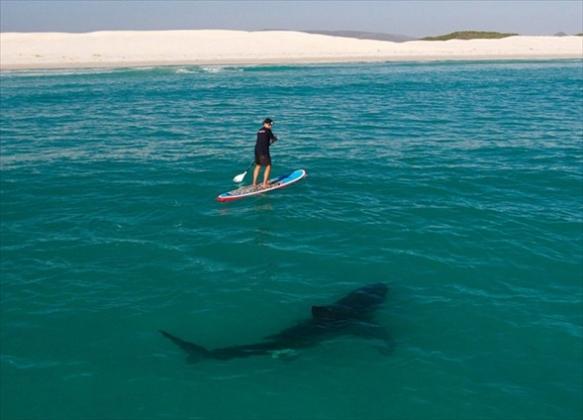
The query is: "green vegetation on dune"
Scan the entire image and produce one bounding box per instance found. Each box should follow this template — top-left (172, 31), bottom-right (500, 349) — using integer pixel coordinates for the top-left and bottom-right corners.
top-left (422, 31), bottom-right (518, 41)
top-left (576, 33), bottom-right (583, 36)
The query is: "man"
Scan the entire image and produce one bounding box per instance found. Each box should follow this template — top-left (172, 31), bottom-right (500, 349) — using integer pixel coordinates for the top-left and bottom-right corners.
top-left (253, 118), bottom-right (278, 188)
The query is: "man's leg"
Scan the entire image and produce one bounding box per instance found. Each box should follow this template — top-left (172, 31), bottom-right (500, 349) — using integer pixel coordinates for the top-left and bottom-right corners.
top-left (252, 164), bottom-right (261, 187)
top-left (263, 164), bottom-right (271, 187)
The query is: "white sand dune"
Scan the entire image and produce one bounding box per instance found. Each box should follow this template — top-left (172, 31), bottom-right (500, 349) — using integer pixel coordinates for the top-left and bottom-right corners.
top-left (1, 30), bottom-right (581, 70)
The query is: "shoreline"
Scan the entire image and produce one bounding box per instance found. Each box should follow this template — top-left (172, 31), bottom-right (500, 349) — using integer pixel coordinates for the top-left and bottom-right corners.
top-left (2, 55), bottom-right (582, 72)
top-left (1, 30), bottom-right (581, 71)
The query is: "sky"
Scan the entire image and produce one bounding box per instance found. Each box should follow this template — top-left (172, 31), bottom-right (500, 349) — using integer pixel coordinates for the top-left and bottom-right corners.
top-left (1, 1), bottom-right (582, 37)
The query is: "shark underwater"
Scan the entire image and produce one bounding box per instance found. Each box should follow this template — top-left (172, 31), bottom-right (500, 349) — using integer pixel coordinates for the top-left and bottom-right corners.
top-left (160, 282), bottom-right (393, 362)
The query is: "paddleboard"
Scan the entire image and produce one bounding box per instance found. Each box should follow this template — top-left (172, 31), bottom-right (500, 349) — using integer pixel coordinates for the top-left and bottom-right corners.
top-left (216, 169), bottom-right (307, 203)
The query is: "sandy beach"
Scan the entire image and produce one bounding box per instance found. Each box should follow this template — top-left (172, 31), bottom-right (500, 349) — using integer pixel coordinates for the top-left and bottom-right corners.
top-left (1, 30), bottom-right (581, 70)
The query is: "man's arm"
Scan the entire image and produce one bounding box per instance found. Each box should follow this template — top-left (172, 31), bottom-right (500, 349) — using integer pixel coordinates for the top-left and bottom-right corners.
top-left (269, 130), bottom-right (278, 145)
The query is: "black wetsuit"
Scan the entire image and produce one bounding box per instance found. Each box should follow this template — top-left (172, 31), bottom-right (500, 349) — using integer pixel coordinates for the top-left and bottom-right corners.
top-left (255, 126), bottom-right (277, 166)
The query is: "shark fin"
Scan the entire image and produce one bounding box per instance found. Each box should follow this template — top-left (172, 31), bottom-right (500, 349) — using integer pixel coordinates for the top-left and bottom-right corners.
top-left (159, 330), bottom-right (210, 362)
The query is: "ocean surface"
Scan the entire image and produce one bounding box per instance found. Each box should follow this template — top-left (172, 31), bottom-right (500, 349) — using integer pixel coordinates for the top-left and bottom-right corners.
top-left (1, 60), bottom-right (582, 420)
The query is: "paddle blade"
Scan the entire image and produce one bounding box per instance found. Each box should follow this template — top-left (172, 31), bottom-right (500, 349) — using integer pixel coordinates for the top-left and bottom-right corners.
top-left (233, 171), bottom-right (247, 183)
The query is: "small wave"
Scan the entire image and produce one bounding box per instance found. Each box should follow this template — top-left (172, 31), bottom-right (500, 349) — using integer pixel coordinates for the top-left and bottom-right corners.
top-left (173, 65), bottom-right (247, 75)
top-left (200, 65), bottom-right (244, 74)
top-left (0, 68), bottom-right (121, 78)
top-left (175, 67), bottom-right (200, 74)
top-left (201, 66), bottom-right (224, 73)
top-left (173, 66), bottom-right (227, 74)
top-left (0, 66), bottom-right (166, 79)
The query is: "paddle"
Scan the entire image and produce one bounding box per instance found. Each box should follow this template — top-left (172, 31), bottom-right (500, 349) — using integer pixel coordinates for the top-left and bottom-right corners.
top-left (232, 160), bottom-right (255, 183)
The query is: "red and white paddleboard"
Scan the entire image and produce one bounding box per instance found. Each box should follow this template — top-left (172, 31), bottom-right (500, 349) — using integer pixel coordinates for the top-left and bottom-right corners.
top-left (216, 169), bottom-right (307, 203)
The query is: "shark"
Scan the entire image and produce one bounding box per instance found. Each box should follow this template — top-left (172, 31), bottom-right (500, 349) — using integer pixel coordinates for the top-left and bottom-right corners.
top-left (160, 282), bottom-right (393, 362)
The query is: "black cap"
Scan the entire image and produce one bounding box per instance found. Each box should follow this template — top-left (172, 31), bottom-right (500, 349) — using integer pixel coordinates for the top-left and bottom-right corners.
top-left (263, 118), bottom-right (273, 124)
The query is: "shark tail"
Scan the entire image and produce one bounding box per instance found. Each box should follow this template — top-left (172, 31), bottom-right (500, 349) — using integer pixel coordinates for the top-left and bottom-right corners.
top-left (159, 330), bottom-right (211, 362)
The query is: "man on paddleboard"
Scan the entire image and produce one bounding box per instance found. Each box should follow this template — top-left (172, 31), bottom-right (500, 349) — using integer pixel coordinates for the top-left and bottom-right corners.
top-left (253, 118), bottom-right (278, 188)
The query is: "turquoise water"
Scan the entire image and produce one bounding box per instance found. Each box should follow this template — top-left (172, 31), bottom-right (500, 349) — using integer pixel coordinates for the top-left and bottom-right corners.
top-left (1, 60), bottom-right (582, 420)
